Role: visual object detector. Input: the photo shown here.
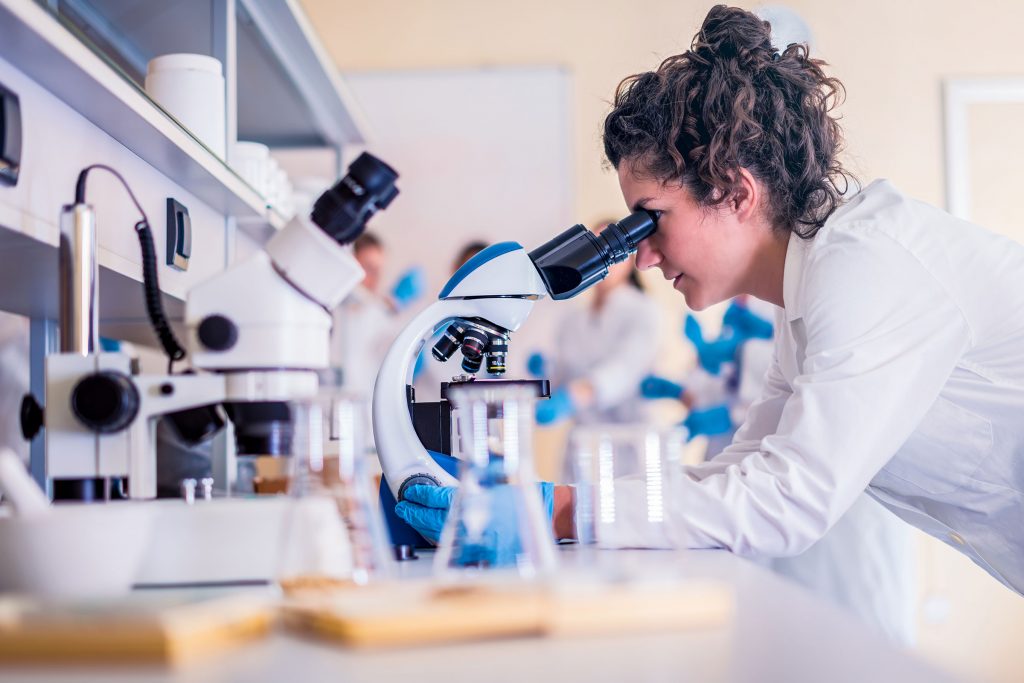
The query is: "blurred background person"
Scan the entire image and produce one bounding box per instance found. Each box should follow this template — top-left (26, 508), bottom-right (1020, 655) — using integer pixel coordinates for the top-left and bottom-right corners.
top-left (528, 219), bottom-right (659, 428)
top-left (330, 232), bottom-right (425, 401)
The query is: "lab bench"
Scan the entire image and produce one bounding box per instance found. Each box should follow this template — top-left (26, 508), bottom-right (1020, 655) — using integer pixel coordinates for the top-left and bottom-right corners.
top-left (0, 548), bottom-right (958, 683)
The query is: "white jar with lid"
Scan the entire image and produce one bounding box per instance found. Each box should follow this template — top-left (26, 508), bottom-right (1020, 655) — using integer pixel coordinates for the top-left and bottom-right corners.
top-left (145, 54), bottom-right (226, 158)
top-left (232, 141), bottom-right (271, 199)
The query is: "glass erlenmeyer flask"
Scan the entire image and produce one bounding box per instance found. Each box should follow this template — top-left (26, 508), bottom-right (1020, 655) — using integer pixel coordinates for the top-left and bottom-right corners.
top-left (322, 394), bottom-right (393, 584)
top-left (277, 394), bottom-right (392, 590)
top-left (434, 383), bottom-right (557, 580)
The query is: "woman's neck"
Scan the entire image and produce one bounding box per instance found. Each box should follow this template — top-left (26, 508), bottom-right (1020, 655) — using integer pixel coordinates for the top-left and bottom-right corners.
top-left (743, 230), bottom-right (789, 308)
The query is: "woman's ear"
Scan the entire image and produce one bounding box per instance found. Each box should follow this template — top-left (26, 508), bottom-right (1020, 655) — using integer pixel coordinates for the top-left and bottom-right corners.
top-left (733, 168), bottom-right (760, 222)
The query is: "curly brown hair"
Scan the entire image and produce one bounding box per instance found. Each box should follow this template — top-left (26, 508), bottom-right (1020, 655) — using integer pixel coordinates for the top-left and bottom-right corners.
top-left (603, 5), bottom-right (852, 238)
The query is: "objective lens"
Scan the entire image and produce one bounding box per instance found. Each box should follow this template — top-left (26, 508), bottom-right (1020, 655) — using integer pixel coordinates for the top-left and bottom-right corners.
top-left (432, 323), bottom-right (465, 362)
top-left (485, 352), bottom-right (507, 375)
top-left (485, 335), bottom-right (508, 375)
top-left (461, 328), bottom-right (488, 361)
top-left (461, 354), bottom-right (483, 374)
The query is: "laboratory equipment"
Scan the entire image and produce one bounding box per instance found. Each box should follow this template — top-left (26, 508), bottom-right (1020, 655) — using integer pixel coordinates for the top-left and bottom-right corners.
top-left (374, 210), bottom-right (658, 504)
top-left (278, 394), bottom-right (392, 586)
top-left (21, 152), bottom-right (397, 502)
top-left (0, 451), bottom-right (153, 598)
top-left (433, 383), bottom-right (556, 578)
top-left (569, 424), bottom-right (687, 549)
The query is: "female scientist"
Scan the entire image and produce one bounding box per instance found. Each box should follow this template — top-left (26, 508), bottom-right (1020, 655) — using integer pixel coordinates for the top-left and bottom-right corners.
top-left (397, 5), bottom-right (1024, 596)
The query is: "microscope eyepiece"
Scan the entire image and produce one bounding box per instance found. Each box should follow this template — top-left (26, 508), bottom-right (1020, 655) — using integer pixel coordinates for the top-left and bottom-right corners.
top-left (311, 152), bottom-right (399, 245)
top-left (528, 210), bottom-right (658, 300)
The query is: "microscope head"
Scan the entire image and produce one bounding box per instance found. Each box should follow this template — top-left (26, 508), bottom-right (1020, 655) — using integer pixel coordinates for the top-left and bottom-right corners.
top-left (529, 210), bottom-right (658, 299)
top-left (425, 211), bottom-right (659, 378)
top-left (311, 153), bottom-right (399, 246)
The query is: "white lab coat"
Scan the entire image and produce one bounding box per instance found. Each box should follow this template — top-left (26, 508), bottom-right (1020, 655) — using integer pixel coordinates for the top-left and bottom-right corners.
top-left (552, 285), bottom-right (660, 425)
top-left (615, 179), bottom-right (1024, 596)
top-left (331, 286), bottom-right (399, 403)
top-left (738, 336), bottom-right (916, 644)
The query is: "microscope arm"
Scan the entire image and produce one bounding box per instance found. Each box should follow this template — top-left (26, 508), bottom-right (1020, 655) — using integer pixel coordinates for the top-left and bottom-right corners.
top-left (373, 297), bottom-right (536, 498)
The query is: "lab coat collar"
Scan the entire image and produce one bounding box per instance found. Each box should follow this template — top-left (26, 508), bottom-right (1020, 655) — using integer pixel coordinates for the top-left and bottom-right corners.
top-left (782, 231), bottom-right (807, 322)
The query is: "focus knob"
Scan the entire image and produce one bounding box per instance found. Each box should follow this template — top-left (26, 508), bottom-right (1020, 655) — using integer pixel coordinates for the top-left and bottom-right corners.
top-left (20, 394), bottom-right (43, 440)
top-left (198, 314), bottom-right (238, 351)
top-left (71, 371), bottom-right (139, 433)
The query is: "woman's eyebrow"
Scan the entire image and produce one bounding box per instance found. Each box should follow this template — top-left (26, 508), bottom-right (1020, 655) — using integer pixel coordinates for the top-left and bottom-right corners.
top-left (631, 197), bottom-right (655, 212)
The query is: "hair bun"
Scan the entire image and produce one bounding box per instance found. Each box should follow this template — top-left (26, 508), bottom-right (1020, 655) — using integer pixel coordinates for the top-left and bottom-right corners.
top-left (693, 5), bottom-right (774, 65)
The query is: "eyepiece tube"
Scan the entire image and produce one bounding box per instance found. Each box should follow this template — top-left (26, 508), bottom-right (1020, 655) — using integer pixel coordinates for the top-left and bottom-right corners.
top-left (528, 210), bottom-right (657, 300)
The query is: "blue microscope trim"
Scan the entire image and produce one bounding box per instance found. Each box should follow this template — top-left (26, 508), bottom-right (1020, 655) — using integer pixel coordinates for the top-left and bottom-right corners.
top-left (380, 449), bottom-right (460, 548)
top-left (438, 241), bottom-right (522, 299)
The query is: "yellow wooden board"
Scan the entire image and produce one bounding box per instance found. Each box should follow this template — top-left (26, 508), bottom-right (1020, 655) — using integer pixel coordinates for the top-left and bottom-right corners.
top-left (0, 593), bottom-right (272, 665)
top-left (282, 577), bottom-right (733, 648)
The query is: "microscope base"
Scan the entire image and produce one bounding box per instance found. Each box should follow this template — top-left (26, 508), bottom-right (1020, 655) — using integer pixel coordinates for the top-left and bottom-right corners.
top-left (135, 496), bottom-right (351, 587)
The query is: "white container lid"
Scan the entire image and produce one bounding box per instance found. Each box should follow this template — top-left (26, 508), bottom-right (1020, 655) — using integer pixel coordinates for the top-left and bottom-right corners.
top-left (233, 141), bottom-right (271, 159)
top-left (147, 53), bottom-right (223, 77)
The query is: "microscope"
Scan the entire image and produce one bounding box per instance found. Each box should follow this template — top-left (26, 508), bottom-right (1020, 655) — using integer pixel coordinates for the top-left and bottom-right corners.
top-left (21, 153), bottom-right (397, 501)
top-left (18, 154), bottom-right (398, 584)
top-left (373, 211), bottom-right (658, 519)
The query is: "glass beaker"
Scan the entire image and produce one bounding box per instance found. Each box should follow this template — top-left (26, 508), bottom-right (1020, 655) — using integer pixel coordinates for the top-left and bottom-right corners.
top-left (277, 394), bottom-right (393, 590)
top-left (434, 383), bottom-right (557, 580)
top-left (569, 424), bottom-right (687, 551)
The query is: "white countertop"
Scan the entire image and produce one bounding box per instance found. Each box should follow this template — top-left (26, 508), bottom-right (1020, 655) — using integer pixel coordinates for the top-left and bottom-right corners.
top-left (0, 548), bottom-right (958, 683)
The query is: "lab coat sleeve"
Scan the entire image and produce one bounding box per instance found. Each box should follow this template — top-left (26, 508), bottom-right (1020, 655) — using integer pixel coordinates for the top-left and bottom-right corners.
top-left (586, 300), bottom-right (660, 410)
top-left (668, 227), bottom-right (972, 556)
top-left (691, 344), bottom-right (792, 475)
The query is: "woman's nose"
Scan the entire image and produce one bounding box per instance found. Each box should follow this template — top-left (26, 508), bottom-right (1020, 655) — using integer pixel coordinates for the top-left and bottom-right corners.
top-left (635, 239), bottom-right (661, 270)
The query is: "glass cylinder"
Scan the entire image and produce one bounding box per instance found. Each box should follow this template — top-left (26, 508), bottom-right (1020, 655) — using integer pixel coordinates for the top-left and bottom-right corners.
top-left (569, 424), bottom-right (687, 550)
top-left (434, 383), bottom-right (557, 580)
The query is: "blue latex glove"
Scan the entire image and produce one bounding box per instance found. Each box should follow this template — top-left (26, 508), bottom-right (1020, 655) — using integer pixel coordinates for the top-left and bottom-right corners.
top-left (723, 301), bottom-right (774, 340)
top-left (535, 387), bottom-right (575, 425)
top-left (391, 267), bottom-right (426, 310)
top-left (526, 352), bottom-right (547, 378)
top-left (683, 314), bottom-right (705, 347)
top-left (684, 314), bottom-right (739, 375)
top-left (683, 404), bottom-right (734, 438)
top-left (99, 337), bottom-right (122, 352)
top-left (394, 483), bottom-right (555, 566)
top-left (696, 337), bottom-right (742, 375)
top-left (640, 374), bottom-right (686, 400)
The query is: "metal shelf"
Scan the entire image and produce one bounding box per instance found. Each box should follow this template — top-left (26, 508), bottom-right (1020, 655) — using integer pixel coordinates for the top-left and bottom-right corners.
top-left (0, 0), bottom-right (275, 221)
top-left (236, 0), bottom-right (370, 148)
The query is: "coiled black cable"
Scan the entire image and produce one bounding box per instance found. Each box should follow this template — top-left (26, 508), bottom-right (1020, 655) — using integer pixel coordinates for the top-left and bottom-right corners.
top-left (74, 164), bottom-right (187, 371)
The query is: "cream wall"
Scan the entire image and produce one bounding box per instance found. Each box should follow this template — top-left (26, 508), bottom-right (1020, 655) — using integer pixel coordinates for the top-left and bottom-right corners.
top-left (302, 2), bottom-right (1024, 681)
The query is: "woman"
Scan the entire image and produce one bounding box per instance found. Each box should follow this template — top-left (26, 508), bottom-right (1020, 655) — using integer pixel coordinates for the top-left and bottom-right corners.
top-left (583, 4), bottom-right (1024, 593)
top-left (398, 5), bottom-right (1024, 597)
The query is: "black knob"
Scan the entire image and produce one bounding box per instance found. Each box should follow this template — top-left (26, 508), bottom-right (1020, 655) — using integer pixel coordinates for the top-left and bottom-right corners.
top-left (198, 314), bottom-right (238, 351)
top-left (71, 371), bottom-right (139, 433)
top-left (20, 394), bottom-right (43, 440)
